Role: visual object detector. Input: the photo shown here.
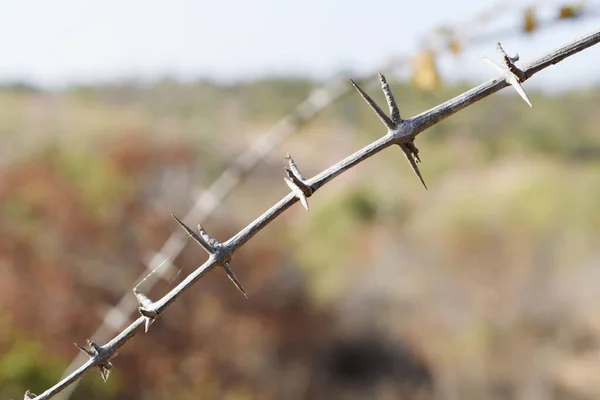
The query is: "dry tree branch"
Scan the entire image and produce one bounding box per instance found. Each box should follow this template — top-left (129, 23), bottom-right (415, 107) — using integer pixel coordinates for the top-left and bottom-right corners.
top-left (53, 7), bottom-right (600, 399)
top-left (25, 27), bottom-right (600, 400)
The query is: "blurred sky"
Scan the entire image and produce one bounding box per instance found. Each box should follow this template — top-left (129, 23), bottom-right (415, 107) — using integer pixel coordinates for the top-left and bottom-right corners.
top-left (0, 0), bottom-right (599, 90)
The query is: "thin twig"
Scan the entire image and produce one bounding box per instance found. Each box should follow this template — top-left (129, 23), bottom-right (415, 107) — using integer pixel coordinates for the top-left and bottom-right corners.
top-left (28, 27), bottom-right (600, 400)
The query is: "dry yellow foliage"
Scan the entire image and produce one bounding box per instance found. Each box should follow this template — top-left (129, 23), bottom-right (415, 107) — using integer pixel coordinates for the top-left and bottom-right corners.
top-left (523, 8), bottom-right (537, 33)
top-left (410, 50), bottom-right (443, 92)
top-left (558, 4), bottom-right (582, 19)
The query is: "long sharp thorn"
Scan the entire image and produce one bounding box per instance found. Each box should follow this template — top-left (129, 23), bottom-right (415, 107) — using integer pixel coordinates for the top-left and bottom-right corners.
top-left (75, 343), bottom-right (95, 357)
top-left (507, 76), bottom-right (533, 108)
top-left (399, 144), bottom-right (428, 190)
top-left (349, 79), bottom-right (395, 130)
top-left (222, 263), bottom-right (248, 298)
top-left (171, 214), bottom-right (212, 253)
top-left (378, 73), bottom-right (401, 124)
top-left (285, 153), bottom-right (306, 181)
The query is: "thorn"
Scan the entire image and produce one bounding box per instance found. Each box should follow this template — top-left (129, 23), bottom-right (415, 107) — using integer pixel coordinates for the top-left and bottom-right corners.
top-left (172, 214), bottom-right (215, 254)
top-left (133, 288), bottom-right (158, 332)
top-left (133, 287), bottom-right (154, 309)
top-left (284, 177), bottom-right (310, 210)
top-left (497, 42), bottom-right (519, 62)
top-left (75, 342), bottom-right (95, 357)
top-left (378, 73), bottom-right (402, 124)
top-left (97, 364), bottom-right (112, 383)
top-left (507, 75), bottom-right (533, 108)
top-left (349, 78), bottom-right (396, 130)
top-left (197, 223), bottom-right (220, 248)
top-left (285, 153), bottom-right (306, 181)
top-left (141, 315), bottom-right (154, 332)
top-left (86, 338), bottom-right (103, 354)
top-left (297, 192), bottom-right (310, 210)
top-left (222, 263), bottom-right (248, 298)
top-left (24, 390), bottom-right (36, 400)
top-left (74, 339), bottom-right (117, 382)
top-left (398, 143), bottom-right (428, 190)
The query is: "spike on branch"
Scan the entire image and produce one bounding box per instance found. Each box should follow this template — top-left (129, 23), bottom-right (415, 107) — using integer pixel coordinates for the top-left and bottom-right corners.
top-left (378, 72), bottom-right (402, 124)
top-left (349, 79), bottom-right (395, 130)
top-left (74, 339), bottom-right (117, 383)
top-left (285, 152), bottom-right (306, 181)
top-left (24, 390), bottom-right (36, 399)
top-left (222, 262), bottom-right (248, 298)
top-left (496, 42), bottom-right (526, 81)
top-left (133, 288), bottom-right (158, 332)
top-left (398, 142), bottom-right (428, 190)
top-left (172, 214), bottom-right (219, 254)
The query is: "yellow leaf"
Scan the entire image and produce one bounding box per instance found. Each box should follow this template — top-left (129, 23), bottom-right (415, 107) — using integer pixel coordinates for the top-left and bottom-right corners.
top-left (558, 4), bottom-right (582, 19)
top-left (523, 8), bottom-right (537, 33)
top-left (448, 39), bottom-right (461, 55)
top-left (411, 50), bottom-right (442, 92)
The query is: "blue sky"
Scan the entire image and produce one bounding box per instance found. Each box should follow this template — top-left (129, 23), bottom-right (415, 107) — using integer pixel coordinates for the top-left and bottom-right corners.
top-left (0, 0), bottom-right (598, 89)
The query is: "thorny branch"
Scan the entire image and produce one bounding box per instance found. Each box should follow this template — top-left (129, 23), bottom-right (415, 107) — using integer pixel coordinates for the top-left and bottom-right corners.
top-left (26, 28), bottom-right (600, 400)
top-left (54, 6), bottom-right (600, 399)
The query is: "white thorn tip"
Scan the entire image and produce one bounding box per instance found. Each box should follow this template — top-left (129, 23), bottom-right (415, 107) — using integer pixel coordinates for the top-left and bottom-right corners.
top-left (143, 316), bottom-right (154, 332)
top-left (507, 76), bottom-right (533, 108)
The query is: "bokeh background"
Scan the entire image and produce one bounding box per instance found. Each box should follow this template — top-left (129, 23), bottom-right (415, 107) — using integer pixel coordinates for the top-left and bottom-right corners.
top-left (1, 1), bottom-right (600, 399)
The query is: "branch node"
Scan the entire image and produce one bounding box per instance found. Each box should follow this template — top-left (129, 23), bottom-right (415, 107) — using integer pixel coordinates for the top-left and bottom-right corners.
top-left (173, 214), bottom-right (246, 297)
top-left (74, 338), bottom-right (118, 382)
top-left (24, 390), bottom-right (36, 399)
top-left (284, 153), bottom-right (313, 211)
top-left (482, 43), bottom-right (532, 108)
